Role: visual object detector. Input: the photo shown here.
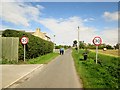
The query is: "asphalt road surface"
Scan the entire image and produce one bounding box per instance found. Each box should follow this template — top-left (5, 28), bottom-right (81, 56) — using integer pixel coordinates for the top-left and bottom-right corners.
top-left (12, 49), bottom-right (83, 88)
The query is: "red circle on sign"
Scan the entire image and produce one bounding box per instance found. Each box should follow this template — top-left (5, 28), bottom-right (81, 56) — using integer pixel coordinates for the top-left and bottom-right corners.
top-left (20, 36), bottom-right (28, 45)
top-left (93, 36), bottom-right (102, 46)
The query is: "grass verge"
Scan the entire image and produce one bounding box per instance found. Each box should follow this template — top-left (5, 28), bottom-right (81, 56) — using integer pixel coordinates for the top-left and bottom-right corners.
top-left (27, 53), bottom-right (59, 64)
top-left (1, 53), bottom-right (59, 64)
top-left (72, 49), bottom-right (119, 88)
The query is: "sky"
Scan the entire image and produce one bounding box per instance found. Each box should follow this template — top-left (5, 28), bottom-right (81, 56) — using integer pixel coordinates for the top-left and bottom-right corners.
top-left (0, 1), bottom-right (119, 46)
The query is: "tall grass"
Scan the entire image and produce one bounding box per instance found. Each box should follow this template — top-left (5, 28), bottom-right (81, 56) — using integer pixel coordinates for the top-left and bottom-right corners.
top-left (72, 49), bottom-right (119, 88)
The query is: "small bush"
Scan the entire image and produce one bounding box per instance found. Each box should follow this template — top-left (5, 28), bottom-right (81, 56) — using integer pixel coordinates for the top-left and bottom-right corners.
top-left (1, 59), bottom-right (18, 64)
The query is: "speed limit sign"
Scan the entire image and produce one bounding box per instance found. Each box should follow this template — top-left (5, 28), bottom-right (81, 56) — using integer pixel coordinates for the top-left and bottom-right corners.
top-left (93, 36), bottom-right (102, 46)
top-left (20, 36), bottom-right (28, 62)
top-left (20, 36), bottom-right (28, 45)
top-left (93, 36), bottom-right (102, 64)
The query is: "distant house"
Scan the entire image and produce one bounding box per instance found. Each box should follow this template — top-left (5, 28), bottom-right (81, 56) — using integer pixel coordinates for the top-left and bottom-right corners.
top-left (45, 34), bottom-right (51, 41)
top-left (29, 28), bottom-right (51, 41)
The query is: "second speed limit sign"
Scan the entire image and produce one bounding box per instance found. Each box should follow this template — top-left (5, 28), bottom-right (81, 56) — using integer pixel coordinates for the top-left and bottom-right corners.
top-left (20, 36), bottom-right (28, 45)
top-left (93, 36), bottom-right (102, 46)
top-left (93, 36), bottom-right (102, 64)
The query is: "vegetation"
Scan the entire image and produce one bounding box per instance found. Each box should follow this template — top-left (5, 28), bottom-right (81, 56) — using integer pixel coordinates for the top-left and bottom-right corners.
top-left (72, 49), bottom-right (119, 88)
top-left (2, 29), bottom-right (54, 60)
top-left (114, 43), bottom-right (120, 49)
top-left (0, 59), bottom-right (18, 64)
top-left (27, 52), bottom-right (59, 64)
top-left (55, 45), bottom-right (71, 49)
top-left (1, 53), bottom-right (59, 64)
top-left (72, 40), bottom-right (119, 50)
top-left (86, 43), bottom-right (114, 49)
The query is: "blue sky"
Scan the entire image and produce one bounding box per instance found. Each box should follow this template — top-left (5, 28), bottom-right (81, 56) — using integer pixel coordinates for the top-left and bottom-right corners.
top-left (0, 2), bottom-right (118, 46)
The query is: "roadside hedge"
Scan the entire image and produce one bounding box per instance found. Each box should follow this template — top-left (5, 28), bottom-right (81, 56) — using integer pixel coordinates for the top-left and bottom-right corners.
top-left (2, 29), bottom-right (54, 60)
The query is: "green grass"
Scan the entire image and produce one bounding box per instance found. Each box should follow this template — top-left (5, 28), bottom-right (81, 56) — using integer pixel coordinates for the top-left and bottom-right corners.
top-left (72, 49), bottom-right (119, 88)
top-left (1, 53), bottom-right (59, 64)
top-left (27, 52), bottom-right (59, 64)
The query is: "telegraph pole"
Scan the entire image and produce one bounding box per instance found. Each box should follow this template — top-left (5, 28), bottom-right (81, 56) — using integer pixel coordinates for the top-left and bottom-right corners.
top-left (78, 26), bottom-right (80, 53)
top-left (53, 35), bottom-right (56, 52)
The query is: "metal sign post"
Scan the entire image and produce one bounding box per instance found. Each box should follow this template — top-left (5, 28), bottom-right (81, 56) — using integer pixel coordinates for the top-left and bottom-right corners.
top-left (96, 46), bottom-right (98, 64)
top-left (24, 44), bottom-right (26, 62)
top-left (20, 36), bottom-right (28, 62)
top-left (93, 36), bottom-right (102, 64)
top-left (78, 26), bottom-right (80, 53)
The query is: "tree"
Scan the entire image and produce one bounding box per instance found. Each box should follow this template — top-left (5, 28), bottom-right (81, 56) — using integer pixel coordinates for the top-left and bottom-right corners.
top-left (98, 43), bottom-right (106, 49)
top-left (87, 43), bottom-right (96, 49)
top-left (73, 40), bottom-right (77, 47)
top-left (79, 41), bottom-right (85, 49)
top-left (106, 44), bottom-right (113, 49)
top-left (114, 43), bottom-right (120, 49)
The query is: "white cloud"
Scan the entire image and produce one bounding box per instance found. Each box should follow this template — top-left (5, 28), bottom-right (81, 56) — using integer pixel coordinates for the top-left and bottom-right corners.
top-left (39, 16), bottom-right (97, 45)
top-left (83, 18), bottom-right (95, 22)
top-left (0, 2), bottom-right (44, 26)
top-left (103, 11), bottom-right (118, 21)
top-left (39, 16), bottom-right (118, 46)
top-left (99, 28), bottom-right (118, 46)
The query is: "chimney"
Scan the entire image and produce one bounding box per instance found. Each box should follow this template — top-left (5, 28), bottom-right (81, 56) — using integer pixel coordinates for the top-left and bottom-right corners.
top-left (36, 28), bottom-right (40, 32)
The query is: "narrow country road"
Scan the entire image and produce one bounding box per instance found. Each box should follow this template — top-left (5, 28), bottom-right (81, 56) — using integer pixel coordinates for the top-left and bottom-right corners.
top-left (12, 49), bottom-right (83, 88)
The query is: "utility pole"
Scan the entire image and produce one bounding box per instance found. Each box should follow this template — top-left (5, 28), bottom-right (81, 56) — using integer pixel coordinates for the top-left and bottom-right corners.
top-left (78, 26), bottom-right (80, 53)
top-left (53, 35), bottom-right (56, 52)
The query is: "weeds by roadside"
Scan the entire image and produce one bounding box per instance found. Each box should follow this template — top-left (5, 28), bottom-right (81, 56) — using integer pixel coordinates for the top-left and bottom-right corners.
top-left (72, 49), bottom-right (119, 88)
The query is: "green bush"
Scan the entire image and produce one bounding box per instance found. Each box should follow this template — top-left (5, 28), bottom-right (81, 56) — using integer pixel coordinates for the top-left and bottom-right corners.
top-left (0, 59), bottom-right (18, 64)
top-left (55, 45), bottom-right (71, 49)
top-left (2, 29), bottom-right (54, 60)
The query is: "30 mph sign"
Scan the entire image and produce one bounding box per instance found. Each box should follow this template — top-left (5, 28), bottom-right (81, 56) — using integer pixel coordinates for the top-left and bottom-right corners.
top-left (93, 36), bottom-right (102, 64)
top-left (20, 36), bottom-right (28, 62)
top-left (93, 36), bottom-right (102, 46)
top-left (20, 36), bottom-right (28, 45)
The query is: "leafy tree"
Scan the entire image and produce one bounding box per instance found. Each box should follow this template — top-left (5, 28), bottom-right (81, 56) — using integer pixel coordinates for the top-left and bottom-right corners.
top-left (106, 44), bottom-right (113, 49)
top-left (79, 41), bottom-right (85, 49)
top-left (114, 43), bottom-right (120, 49)
top-left (98, 43), bottom-right (106, 49)
top-left (87, 43), bottom-right (96, 49)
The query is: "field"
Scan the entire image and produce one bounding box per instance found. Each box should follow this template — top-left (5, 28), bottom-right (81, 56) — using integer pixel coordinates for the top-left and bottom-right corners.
top-left (72, 49), bottom-right (119, 88)
top-left (90, 49), bottom-right (119, 57)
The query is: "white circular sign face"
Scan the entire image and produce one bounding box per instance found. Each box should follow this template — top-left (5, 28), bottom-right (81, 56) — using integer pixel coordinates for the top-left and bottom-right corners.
top-left (20, 36), bottom-right (28, 45)
top-left (93, 36), bottom-right (102, 46)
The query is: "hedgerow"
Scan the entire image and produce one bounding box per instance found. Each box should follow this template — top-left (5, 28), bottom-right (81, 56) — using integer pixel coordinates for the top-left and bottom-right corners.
top-left (2, 29), bottom-right (54, 60)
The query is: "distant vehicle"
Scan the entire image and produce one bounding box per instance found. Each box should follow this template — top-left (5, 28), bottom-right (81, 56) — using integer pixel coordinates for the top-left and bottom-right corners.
top-left (103, 48), bottom-right (107, 51)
